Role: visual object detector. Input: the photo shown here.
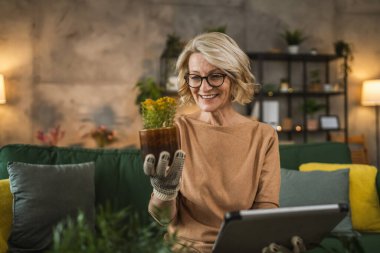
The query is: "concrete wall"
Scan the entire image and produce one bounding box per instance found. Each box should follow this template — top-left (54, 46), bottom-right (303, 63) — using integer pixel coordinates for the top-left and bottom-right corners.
top-left (0, 0), bottom-right (379, 164)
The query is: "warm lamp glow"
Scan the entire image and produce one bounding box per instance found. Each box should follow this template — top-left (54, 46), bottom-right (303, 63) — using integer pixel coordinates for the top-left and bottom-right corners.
top-left (362, 79), bottom-right (380, 106)
top-left (0, 74), bottom-right (6, 104)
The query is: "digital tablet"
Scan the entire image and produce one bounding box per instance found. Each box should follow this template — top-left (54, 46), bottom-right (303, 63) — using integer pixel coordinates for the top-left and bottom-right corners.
top-left (212, 203), bottom-right (348, 253)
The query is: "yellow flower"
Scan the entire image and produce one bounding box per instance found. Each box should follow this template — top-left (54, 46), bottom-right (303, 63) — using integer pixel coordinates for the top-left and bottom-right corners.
top-left (141, 96), bottom-right (177, 129)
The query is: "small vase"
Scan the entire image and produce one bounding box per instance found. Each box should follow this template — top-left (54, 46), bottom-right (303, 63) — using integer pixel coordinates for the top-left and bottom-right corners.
top-left (139, 126), bottom-right (180, 166)
top-left (288, 45), bottom-right (299, 54)
top-left (307, 118), bottom-right (319, 131)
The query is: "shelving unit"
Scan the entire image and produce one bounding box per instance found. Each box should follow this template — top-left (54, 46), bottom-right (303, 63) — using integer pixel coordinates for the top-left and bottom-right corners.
top-left (246, 52), bottom-right (348, 143)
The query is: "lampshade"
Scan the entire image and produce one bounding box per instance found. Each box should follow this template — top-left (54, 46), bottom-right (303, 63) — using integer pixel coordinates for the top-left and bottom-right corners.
top-left (0, 74), bottom-right (6, 104)
top-left (362, 79), bottom-right (380, 106)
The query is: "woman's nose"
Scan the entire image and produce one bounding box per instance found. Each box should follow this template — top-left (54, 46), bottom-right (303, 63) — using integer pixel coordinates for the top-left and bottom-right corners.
top-left (199, 79), bottom-right (213, 91)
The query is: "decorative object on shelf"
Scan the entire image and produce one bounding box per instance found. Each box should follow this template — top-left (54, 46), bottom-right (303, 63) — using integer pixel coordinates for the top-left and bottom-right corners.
top-left (84, 125), bottom-right (117, 148)
top-left (36, 125), bottom-right (65, 146)
top-left (139, 96), bottom-right (179, 165)
top-left (361, 79), bottom-right (380, 168)
top-left (160, 34), bottom-right (184, 92)
top-left (262, 100), bottom-right (280, 128)
top-left (309, 69), bottom-right (323, 92)
top-left (323, 83), bottom-right (332, 92)
top-left (263, 83), bottom-right (278, 95)
top-left (319, 115), bottom-right (340, 130)
top-left (279, 78), bottom-right (289, 92)
top-left (281, 117), bottom-right (293, 132)
top-left (302, 99), bottom-right (326, 131)
top-left (135, 77), bottom-right (163, 112)
top-left (309, 48), bottom-right (318, 55)
top-left (281, 29), bottom-right (307, 54)
top-left (0, 74), bottom-right (6, 104)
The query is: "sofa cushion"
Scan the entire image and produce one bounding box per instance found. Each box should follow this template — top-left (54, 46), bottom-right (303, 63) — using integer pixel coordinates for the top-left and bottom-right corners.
top-left (280, 168), bottom-right (352, 233)
top-left (300, 163), bottom-right (380, 233)
top-left (0, 179), bottom-right (12, 253)
top-left (7, 161), bottom-right (95, 252)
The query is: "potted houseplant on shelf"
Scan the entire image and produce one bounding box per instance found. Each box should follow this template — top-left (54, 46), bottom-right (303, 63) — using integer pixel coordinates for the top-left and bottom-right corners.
top-left (302, 99), bottom-right (325, 131)
top-left (139, 96), bottom-right (179, 165)
top-left (281, 29), bottom-right (307, 54)
top-left (334, 40), bottom-right (354, 74)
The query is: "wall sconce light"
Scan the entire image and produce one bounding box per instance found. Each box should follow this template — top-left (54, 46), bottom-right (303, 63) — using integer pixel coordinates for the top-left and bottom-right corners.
top-left (0, 74), bottom-right (6, 104)
top-left (362, 79), bottom-right (380, 168)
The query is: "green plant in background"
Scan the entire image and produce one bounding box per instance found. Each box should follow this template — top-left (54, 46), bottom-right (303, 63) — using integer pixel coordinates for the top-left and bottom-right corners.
top-left (135, 77), bottom-right (163, 107)
top-left (47, 205), bottom-right (182, 253)
top-left (204, 25), bottom-right (227, 33)
top-left (310, 69), bottom-right (322, 84)
top-left (162, 34), bottom-right (184, 58)
top-left (334, 40), bottom-right (354, 73)
top-left (302, 99), bottom-right (325, 118)
top-left (281, 29), bottom-right (307, 45)
top-left (334, 40), bottom-right (353, 59)
top-left (141, 96), bottom-right (177, 129)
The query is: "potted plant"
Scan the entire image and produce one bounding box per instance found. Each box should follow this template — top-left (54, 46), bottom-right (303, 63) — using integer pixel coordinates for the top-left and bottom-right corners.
top-left (83, 125), bottom-right (117, 148)
top-left (334, 40), bottom-right (354, 74)
top-left (281, 29), bottom-right (307, 54)
top-left (139, 96), bottom-right (179, 165)
top-left (302, 99), bottom-right (325, 130)
top-left (135, 77), bottom-right (163, 113)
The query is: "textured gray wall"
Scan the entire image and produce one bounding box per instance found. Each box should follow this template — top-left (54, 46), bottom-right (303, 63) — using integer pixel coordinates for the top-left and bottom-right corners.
top-left (0, 0), bottom-right (379, 164)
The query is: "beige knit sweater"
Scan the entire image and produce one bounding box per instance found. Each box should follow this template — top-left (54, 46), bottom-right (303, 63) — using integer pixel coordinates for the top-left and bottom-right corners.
top-left (166, 114), bottom-right (280, 253)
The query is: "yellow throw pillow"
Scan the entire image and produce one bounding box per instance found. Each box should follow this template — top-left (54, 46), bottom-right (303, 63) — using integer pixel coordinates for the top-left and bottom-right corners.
top-left (299, 163), bottom-right (380, 232)
top-left (0, 179), bottom-right (12, 253)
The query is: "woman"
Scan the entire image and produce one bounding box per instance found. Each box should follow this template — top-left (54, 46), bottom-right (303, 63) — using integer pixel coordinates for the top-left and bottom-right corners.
top-left (143, 32), bottom-right (303, 253)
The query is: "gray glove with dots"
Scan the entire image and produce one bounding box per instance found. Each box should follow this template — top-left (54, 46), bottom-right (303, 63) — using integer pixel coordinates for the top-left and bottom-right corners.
top-left (143, 150), bottom-right (185, 201)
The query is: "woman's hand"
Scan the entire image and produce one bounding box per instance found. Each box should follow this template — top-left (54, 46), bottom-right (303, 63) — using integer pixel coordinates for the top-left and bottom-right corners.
top-left (262, 236), bottom-right (306, 253)
top-left (143, 150), bottom-right (185, 201)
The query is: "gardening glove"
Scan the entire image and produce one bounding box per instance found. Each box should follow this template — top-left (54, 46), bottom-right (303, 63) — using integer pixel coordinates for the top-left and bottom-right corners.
top-left (262, 236), bottom-right (307, 253)
top-left (143, 150), bottom-right (185, 201)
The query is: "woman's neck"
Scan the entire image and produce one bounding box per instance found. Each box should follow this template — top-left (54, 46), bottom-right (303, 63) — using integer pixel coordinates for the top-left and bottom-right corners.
top-left (196, 106), bottom-right (250, 127)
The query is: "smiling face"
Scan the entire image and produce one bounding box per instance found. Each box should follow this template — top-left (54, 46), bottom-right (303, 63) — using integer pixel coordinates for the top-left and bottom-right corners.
top-left (188, 53), bottom-right (232, 113)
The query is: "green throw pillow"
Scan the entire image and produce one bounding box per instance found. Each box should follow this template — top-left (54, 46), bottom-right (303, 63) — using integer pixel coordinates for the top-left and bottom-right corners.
top-left (280, 168), bottom-right (352, 233)
top-left (7, 162), bottom-right (95, 252)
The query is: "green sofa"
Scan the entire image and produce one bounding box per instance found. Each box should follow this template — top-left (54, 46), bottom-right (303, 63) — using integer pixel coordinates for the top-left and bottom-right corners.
top-left (0, 142), bottom-right (379, 252)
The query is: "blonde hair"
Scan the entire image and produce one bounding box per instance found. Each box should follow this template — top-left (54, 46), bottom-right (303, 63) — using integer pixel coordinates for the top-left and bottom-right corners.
top-left (176, 32), bottom-right (255, 105)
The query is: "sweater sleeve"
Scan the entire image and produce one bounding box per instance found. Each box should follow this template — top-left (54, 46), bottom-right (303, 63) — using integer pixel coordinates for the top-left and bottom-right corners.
top-left (252, 128), bottom-right (280, 209)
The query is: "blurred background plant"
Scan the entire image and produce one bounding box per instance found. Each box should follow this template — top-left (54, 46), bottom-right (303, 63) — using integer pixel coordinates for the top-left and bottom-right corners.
top-left (135, 77), bottom-right (163, 110)
top-left (141, 96), bottom-right (177, 129)
top-left (46, 205), bottom-right (184, 253)
top-left (83, 125), bottom-right (117, 148)
top-left (36, 125), bottom-right (65, 146)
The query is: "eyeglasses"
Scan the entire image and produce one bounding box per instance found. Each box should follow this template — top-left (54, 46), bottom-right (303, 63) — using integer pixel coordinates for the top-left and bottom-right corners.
top-left (184, 73), bottom-right (227, 88)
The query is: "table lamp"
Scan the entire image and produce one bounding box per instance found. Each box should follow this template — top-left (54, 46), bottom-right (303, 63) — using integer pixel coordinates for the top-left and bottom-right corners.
top-left (0, 74), bottom-right (6, 104)
top-left (362, 79), bottom-right (380, 168)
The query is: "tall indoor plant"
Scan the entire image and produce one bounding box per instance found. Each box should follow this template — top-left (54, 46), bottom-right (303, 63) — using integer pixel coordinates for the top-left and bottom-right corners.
top-left (139, 96), bottom-right (179, 165)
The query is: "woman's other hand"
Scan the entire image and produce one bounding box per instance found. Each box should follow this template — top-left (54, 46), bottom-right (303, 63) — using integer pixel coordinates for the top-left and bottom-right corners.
top-left (262, 236), bottom-right (306, 253)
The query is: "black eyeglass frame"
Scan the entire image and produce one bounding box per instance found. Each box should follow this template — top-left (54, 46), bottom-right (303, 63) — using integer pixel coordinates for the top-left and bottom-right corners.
top-left (184, 73), bottom-right (228, 88)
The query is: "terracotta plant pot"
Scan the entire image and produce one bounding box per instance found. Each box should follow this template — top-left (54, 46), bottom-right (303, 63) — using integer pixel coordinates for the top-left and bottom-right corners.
top-left (139, 126), bottom-right (180, 166)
